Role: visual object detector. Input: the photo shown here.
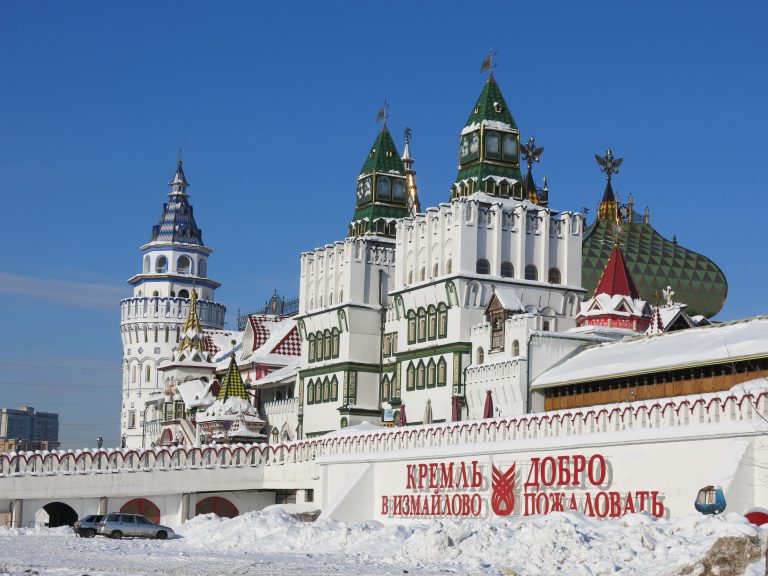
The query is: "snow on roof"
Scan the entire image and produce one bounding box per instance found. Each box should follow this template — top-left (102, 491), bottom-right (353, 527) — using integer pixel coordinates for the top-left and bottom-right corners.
top-left (323, 420), bottom-right (383, 437)
top-left (490, 285), bottom-right (524, 312)
top-left (577, 293), bottom-right (647, 319)
top-left (532, 316), bottom-right (768, 388)
top-left (177, 379), bottom-right (216, 410)
top-left (460, 119), bottom-right (514, 135)
top-left (468, 191), bottom-right (546, 212)
top-left (210, 331), bottom-right (243, 363)
top-left (253, 362), bottom-right (299, 386)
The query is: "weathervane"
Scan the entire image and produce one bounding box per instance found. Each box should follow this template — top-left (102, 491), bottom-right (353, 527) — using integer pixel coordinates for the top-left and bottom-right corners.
top-left (595, 148), bottom-right (623, 181)
top-left (376, 99), bottom-right (389, 125)
top-left (521, 137), bottom-right (544, 170)
top-left (480, 48), bottom-right (497, 75)
top-left (404, 126), bottom-right (412, 142)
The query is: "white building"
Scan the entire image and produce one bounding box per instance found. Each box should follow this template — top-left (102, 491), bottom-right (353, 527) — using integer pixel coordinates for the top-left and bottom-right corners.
top-left (119, 161), bottom-right (226, 448)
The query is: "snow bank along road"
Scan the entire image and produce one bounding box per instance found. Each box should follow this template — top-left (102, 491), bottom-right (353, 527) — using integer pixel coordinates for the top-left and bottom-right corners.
top-left (0, 511), bottom-right (765, 576)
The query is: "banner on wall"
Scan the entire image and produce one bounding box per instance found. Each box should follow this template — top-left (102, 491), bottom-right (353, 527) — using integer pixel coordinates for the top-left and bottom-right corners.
top-left (379, 454), bottom-right (666, 519)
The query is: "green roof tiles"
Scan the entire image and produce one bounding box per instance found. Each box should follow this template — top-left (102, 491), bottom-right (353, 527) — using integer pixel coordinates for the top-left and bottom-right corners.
top-left (359, 126), bottom-right (406, 176)
top-left (464, 74), bottom-right (518, 130)
top-left (583, 218), bottom-right (728, 318)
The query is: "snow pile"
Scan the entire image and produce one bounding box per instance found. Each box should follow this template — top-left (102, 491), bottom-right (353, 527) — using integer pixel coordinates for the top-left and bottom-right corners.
top-left (177, 510), bottom-right (766, 575)
top-left (198, 396), bottom-right (259, 421)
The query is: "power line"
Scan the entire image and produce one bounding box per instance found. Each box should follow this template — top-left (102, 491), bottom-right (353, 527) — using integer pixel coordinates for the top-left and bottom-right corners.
top-left (0, 382), bottom-right (117, 388)
top-left (0, 362), bottom-right (120, 372)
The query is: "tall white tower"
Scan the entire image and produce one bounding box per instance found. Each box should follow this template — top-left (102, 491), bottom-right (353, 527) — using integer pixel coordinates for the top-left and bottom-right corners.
top-left (119, 161), bottom-right (226, 448)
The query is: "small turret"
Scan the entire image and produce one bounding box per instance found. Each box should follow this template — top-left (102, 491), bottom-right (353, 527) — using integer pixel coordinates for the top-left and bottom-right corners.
top-left (453, 74), bottom-right (522, 199)
top-left (349, 112), bottom-right (410, 237)
top-left (402, 128), bottom-right (421, 216)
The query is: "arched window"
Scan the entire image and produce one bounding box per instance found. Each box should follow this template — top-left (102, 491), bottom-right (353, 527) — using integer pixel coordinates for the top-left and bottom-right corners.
top-left (501, 262), bottom-right (514, 278)
top-left (417, 309), bottom-right (427, 341)
top-left (322, 378), bottom-right (330, 402)
top-left (437, 358), bottom-right (447, 387)
top-left (548, 268), bottom-right (561, 284)
top-left (199, 259), bottom-right (207, 278)
top-left (407, 270), bottom-right (413, 284)
top-left (143, 256), bottom-right (150, 273)
top-left (525, 265), bottom-right (538, 281)
top-left (177, 255), bottom-right (192, 275)
top-left (502, 134), bottom-right (518, 161)
top-left (432, 263), bottom-right (439, 277)
top-left (417, 362), bottom-right (426, 389)
top-left (393, 373), bottom-right (401, 397)
top-left (477, 347), bottom-right (485, 365)
top-left (195, 497), bottom-right (238, 519)
top-left (406, 363), bottom-right (416, 391)
top-left (131, 365), bottom-right (137, 383)
top-left (446, 259), bottom-right (453, 274)
top-left (476, 259), bottom-right (490, 274)
top-left (155, 256), bottom-right (168, 273)
top-left (339, 289), bottom-right (343, 302)
top-left (178, 289), bottom-right (189, 299)
top-left (145, 365), bottom-right (151, 383)
top-left (512, 339), bottom-right (520, 356)
top-left (485, 131), bottom-right (500, 158)
top-left (329, 293), bottom-right (334, 305)
top-left (427, 306), bottom-right (437, 340)
top-left (308, 334), bottom-right (316, 362)
top-left (381, 375), bottom-right (390, 402)
top-left (323, 330), bottom-right (331, 358)
top-left (314, 380), bottom-right (321, 402)
top-left (164, 326), bottom-right (169, 342)
top-left (407, 311), bottom-right (417, 344)
top-left (420, 267), bottom-right (426, 281)
top-left (377, 176), bottom-right (392, 201)
top-left (307, 380), bottom-right (314, 404)
top-left (331, 328), bottom-right (340, 358)
top-left (427, 360), bottom-right (436, 388)
top-left (437, 304), bottom-right (448, 338)
top-left (330, 376), bottom-right (338, 401)
top-left (121, 498), bottom-right (160, 524)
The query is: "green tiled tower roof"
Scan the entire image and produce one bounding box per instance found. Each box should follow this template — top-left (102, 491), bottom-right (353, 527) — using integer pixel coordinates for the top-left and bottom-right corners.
top-left (454, 75), bottom-right (523, 194)
top-left (583, 218), bottom-right (728, 318)
top-left (463, 74), bottom-right (518, 130)
top-left (359, 126), bottom-right (406, 176)
top-left (350, 125), bottom-right (410, 236)
top-left (218, 354), bottom-right (249, 402)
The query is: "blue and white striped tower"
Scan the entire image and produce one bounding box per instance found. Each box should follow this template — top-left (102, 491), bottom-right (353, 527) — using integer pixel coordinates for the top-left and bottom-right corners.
top-left (119, 161), bottom-right (226, 448)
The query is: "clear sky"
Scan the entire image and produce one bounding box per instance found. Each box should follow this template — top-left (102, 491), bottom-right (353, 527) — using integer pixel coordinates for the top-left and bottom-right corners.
top-left (1, 2), bottom-right (766, 448)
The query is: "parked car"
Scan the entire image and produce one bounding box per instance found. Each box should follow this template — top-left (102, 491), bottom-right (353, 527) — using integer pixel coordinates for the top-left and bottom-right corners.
top-left (74, 514), bottom-right (104, 538)
top-left (97, 513), bottom-right (175, 539)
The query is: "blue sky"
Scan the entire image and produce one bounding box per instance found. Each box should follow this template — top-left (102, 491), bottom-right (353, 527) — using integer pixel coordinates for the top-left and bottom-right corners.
top-left (0, 2), bottom-right (766, 447)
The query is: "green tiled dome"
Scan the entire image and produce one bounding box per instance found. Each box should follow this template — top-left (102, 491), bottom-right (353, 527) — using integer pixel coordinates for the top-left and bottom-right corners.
top-left (583, 219), bottom-right (727, 318)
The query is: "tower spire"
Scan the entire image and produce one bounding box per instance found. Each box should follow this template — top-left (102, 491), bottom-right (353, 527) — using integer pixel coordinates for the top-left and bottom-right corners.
top-left (521, 137), bottom-right (544, 204)
top-left (402, 127), bottom-right (421, 216)
top-left (178, 289), bottom-right (207, 355)
top-left (595, 148), bottom-right (623, 221)
top-left (169, 158), bottom-right (190, 196)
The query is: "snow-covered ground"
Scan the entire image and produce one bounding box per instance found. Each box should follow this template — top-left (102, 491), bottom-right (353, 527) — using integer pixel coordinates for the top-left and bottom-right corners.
top-left (0, 511), bottom-right (765, 576)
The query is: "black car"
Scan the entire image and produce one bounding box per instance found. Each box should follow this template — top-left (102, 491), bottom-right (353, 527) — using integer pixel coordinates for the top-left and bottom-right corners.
top-left (74, 514), bottom-right (104, 538)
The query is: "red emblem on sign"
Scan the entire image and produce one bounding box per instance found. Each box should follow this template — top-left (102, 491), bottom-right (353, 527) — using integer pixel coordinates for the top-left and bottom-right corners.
top-left (492, 464), bottom-right (516, 516)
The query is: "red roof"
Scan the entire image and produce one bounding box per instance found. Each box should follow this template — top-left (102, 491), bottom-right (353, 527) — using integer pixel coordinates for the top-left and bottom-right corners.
top-left (594, 245), bottom-right (640, 299)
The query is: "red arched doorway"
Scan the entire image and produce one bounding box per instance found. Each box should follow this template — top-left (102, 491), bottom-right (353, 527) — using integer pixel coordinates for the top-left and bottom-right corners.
top-left (120, 498), bottom-right (161, 524)
top-left (159, 428), bottom-right (173, 446)
top-left (195, 496), bottom-right (238, 518)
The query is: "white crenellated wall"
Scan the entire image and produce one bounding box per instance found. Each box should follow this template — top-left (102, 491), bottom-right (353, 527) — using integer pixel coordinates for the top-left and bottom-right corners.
top-left (2, 389), bottom-right (766, 526)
